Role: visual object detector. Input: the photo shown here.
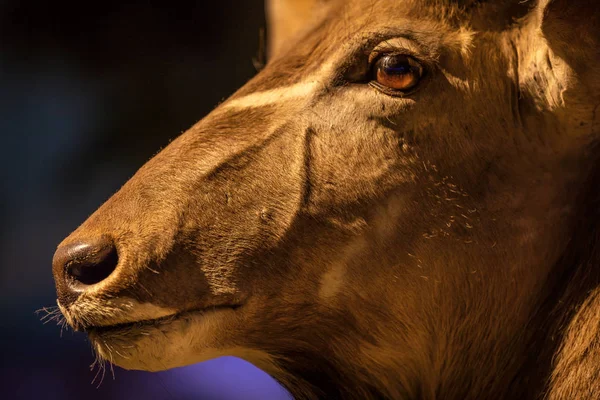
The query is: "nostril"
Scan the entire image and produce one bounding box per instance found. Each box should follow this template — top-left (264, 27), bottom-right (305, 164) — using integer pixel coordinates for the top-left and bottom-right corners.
top-left (57, 236), bottom-right (119, 289)
top-left (67, 244), bottom-right (118, 287)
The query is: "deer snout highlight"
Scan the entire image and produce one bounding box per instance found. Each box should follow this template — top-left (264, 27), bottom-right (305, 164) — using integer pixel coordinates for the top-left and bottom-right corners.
top-left (52, 235), bottom-right (119, 307)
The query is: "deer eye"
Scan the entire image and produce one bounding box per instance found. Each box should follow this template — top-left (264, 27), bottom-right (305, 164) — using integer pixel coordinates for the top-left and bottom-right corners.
top-left (371, 54), bottom-right (423, 93)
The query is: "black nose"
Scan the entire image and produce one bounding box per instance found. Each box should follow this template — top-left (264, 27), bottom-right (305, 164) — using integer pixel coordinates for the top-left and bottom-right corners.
top-left (52, 236), bottom-right (119, 305)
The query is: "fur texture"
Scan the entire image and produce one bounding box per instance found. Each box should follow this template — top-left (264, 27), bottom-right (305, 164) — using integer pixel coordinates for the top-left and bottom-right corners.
top-left (52, 0), bottom-right (600, 399)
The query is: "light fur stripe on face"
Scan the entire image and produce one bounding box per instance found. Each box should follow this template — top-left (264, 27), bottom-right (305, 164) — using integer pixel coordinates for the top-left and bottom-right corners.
top-left (224, 81), bottom-right (320, 110)
top-left (223, 62), bottom-right (335, 111)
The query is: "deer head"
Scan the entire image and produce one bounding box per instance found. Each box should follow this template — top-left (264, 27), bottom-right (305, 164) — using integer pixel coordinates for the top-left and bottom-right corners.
top-left (52, 0), bottom-right (600, 398)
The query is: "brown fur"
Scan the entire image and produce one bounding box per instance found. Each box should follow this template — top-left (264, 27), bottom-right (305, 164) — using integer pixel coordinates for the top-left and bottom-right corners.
top-left (52, 1), bottom-right (600, 399)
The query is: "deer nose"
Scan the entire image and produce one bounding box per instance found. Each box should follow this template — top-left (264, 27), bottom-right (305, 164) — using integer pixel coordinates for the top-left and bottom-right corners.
top-left (52, 236), bottom-right (119, 305)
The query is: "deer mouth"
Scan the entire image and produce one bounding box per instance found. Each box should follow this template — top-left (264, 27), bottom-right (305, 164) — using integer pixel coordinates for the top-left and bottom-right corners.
top-left (85, 304), bottom-right (242, 337)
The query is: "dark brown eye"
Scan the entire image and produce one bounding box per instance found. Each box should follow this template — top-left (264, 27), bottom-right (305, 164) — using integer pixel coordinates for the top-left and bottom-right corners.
top-left (373, 54), bottom-right (423, 92)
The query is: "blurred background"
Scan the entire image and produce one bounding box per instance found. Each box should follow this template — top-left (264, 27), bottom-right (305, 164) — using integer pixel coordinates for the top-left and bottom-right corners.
top-left (0, 0), bottom-right (291, 398)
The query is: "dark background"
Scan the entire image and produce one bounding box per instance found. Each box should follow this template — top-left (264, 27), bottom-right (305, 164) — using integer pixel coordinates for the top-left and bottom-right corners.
top-left (0, 1), bottom-right (291, 399)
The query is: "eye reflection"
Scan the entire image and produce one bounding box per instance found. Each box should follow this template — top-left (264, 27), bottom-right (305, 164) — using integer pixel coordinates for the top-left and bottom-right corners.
top-left (373, 54), bottom-right (423, 91)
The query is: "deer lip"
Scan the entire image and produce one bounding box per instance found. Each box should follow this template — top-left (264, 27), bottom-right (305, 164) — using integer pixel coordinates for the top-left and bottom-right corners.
top-left (85, 304), bottom-right (241, 335)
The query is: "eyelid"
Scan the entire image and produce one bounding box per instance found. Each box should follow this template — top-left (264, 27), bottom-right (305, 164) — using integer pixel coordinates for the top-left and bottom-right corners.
top-left (367, 37), bottom-right (433, 69)
top-left (371, 37), bottom-right (421, 53)
top-left (343, 35), bottom-right (433, 85)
